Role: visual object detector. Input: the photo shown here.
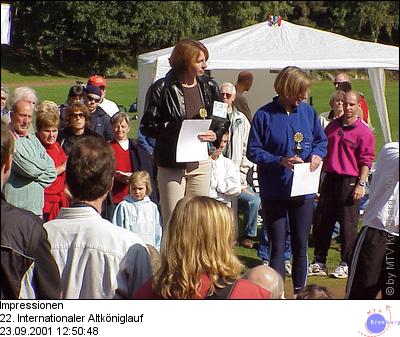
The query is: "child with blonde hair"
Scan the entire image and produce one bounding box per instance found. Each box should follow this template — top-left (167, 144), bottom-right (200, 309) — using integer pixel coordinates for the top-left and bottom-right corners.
top-left (113, 171), bottom-right (162, 250)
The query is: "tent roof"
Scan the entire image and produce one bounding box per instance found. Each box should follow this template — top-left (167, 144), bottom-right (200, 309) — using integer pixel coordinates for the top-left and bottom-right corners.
top-left (139, 20), bottom-right (399, 74)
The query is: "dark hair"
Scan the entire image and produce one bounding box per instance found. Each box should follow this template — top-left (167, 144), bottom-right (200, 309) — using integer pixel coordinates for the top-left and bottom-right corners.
top-left (211, 118), bottom-right (230, 148)
top-left (66, 102), bottom-right (91, 129)
top-left (66, 136), bottom-right (115, 201)
top-left (67, 85), bottom-right (84, 100)
top-left (295, 284), bottom-right (335, 299)
top-left (336, 81), bottom-right (352, 92)
top-left (1, 121), bottom-right (14, 170)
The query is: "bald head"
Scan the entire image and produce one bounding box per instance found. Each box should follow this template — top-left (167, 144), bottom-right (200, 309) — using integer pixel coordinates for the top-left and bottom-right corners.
top-left (11, 100), bottom-right (34, 136)
top-left (236, 71), bottom-right (254, 92)
top-left (243, 265), bottom-right (284, 299)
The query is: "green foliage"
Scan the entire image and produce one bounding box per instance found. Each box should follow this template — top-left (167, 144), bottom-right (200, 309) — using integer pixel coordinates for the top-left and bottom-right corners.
top-left (8, 1), bottom-right (398, 76)
top-left (356, 1), bottom-right (399, 42)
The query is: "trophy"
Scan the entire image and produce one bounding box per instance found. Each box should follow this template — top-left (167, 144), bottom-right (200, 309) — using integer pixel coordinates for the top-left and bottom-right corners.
top-left (293, 132), bottom-right (304, 156)
top-left (199, 108), bottom-right (207, 119)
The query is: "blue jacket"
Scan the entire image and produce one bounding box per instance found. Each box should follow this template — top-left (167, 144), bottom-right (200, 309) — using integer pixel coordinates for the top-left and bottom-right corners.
top-left (247, 97), bottom-right (327, 200)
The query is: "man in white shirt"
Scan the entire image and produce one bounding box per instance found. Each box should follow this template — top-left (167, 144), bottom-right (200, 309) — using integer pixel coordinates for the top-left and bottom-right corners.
top-left (209, 131), bottom-right (241, 208)
top-left (220, 82), bottom-right (260, 248)
top-left (44, 136), bottom-right (152, 299)
top-left (346, 142), bottom-right (399, 299)
top-left (87, 75), bottom-right (119, 117)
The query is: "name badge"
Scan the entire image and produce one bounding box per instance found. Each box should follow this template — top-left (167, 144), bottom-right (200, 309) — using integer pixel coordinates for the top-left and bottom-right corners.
top-left (212, 101), bottom-right (228, 118)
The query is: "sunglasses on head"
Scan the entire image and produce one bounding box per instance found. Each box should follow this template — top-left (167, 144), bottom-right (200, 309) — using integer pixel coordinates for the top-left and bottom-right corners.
top-left (221, 92), bottom-right (232, 98)
top-left (86, 96), bottom-right (101, 103)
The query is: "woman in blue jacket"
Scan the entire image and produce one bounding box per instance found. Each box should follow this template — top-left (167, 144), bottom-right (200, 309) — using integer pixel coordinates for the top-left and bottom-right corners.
top-left (247, 66), bottom-right (327, 295)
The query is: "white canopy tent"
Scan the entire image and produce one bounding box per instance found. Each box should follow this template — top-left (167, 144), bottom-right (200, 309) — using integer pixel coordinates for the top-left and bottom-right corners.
top-left (138, 20), bottom-right (399, 142)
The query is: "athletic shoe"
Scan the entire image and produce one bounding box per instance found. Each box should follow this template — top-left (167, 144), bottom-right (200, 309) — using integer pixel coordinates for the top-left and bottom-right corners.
top-left (308, 262), bottom-right (328, 276)
top-left (331, 263), bottom-right (348, 279)
top-left (284, 261), bottom-right (292, 276)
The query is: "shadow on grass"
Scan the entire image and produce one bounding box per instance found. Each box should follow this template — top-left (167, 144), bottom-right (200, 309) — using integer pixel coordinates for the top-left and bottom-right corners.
top-left (238, 254), bottom-right (263, 269)
top-left (1, 46), bottom-right (91, 78)
top-left (1, 46), bottom-right (63, 77)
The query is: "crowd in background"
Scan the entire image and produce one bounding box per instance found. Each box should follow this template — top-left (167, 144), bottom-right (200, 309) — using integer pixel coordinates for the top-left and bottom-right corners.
top-left (1, 39), bottom-right (398, 300)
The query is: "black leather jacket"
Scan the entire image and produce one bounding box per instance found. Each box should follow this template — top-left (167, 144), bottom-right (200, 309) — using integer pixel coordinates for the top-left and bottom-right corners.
top-left (1, 195), bottom-right (61, 299)
top-left (140, 70), bottom-right (224, 168)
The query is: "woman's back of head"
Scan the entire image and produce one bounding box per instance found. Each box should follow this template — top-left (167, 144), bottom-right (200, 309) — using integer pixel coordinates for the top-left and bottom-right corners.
top-left (154, 196), bottom-right (243, 299)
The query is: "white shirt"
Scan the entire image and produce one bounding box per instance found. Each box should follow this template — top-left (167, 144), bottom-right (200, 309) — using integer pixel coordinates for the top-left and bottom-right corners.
top-left (44, 206), bottom-right (152, 299)
top-left (99, 97), bottom-right (119, 117)
top-left (209, 154), bottom-right (241, 207)
top-left (363, 142), bottom-right (399, 236)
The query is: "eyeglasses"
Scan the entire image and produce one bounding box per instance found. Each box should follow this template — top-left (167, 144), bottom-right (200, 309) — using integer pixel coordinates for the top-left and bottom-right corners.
top-left (70, 113), bottom-right (85, 120)
top-left (86, 96), bottom-right (101, 103)
top-left (221, 92), bottom-right (232, 98)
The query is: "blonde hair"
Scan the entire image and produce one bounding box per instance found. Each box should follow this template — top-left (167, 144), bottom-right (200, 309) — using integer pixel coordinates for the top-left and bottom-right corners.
top-left (36, 100), bottom-right (60, 130)
top-left (329, 90), bottom-right (345, 108)
top-left (274, 66), bottom-right (312, 99)
top-left (129, 170), bottom-right (152, 196)
top-left (153, 196), bottom-right (244, 299)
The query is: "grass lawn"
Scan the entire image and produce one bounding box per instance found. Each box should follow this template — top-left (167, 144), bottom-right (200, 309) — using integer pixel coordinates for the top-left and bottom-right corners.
top-left (235, 228), bottom-right (347, 299)
top-left (2, 69), bottom-right (398, 298)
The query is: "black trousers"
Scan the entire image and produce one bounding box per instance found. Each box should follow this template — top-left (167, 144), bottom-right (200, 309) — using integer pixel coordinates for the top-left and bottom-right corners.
top-left (346, 227), bottom-right (399, 299)
top-left (263, 197), bottom-right (314, 292)
top-left (312, 173), bottom-right (360, 265)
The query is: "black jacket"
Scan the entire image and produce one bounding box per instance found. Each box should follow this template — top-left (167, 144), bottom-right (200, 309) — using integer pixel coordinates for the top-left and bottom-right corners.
top-left (91, 106), bottom-right (114, 141)
top-left (140, 70), bottom-right (226, 168)
top-left (1, 195), bottom-right (61, 299)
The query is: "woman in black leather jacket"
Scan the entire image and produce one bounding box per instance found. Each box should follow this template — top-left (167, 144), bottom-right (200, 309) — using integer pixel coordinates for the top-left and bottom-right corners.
top-left (140, 38), bottom-right (225, 225)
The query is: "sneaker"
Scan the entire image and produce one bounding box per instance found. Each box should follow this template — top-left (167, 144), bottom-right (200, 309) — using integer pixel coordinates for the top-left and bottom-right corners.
top-left (308, 262), bottom-right (328, 276)
top-left (284, 261), bottom-right (292, 276)
top-left (331, 263), bottom-right (348, 279)
top-left (256, 214), bottom-right (263, 226)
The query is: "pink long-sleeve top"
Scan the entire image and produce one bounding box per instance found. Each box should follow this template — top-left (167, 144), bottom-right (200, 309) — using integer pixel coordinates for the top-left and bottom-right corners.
top-left (323, 116), bottom-right (375, 177)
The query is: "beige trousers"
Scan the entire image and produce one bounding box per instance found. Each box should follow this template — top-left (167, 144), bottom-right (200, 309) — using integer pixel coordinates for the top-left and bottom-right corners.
top-left (157, 159), bottom-right (211, 225)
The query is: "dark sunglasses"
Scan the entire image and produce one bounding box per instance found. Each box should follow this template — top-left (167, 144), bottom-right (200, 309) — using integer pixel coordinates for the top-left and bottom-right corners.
top-left (70, 113), bottom-right (85, 119)
top-left (86, 96), bottom-right (101, 103)
top-left (221, 92), bottom-right (232, 98)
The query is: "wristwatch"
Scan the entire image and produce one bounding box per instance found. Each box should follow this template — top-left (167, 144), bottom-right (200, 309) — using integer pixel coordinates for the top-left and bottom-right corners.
top-left (358, 181), bottom-right (366, 187)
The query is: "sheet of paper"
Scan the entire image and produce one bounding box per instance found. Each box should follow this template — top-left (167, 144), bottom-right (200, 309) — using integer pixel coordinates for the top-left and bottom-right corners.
top-left (290, 162), bottom-right (323, 197)
top-left (176, 119), bottom-right (212, 163)
top-left (212, 101), bottom-right (228, 118)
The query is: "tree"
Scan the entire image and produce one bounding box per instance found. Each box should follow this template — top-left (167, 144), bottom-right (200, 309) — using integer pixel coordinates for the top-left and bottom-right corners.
top-left (357, 1), bottom-right (399, 43)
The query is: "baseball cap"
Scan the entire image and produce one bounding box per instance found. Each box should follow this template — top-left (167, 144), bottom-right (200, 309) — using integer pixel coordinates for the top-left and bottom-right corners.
top-left (84, 85), bottom-right (102, 98)
top-left (87, 75), bottom-right (107, 87)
